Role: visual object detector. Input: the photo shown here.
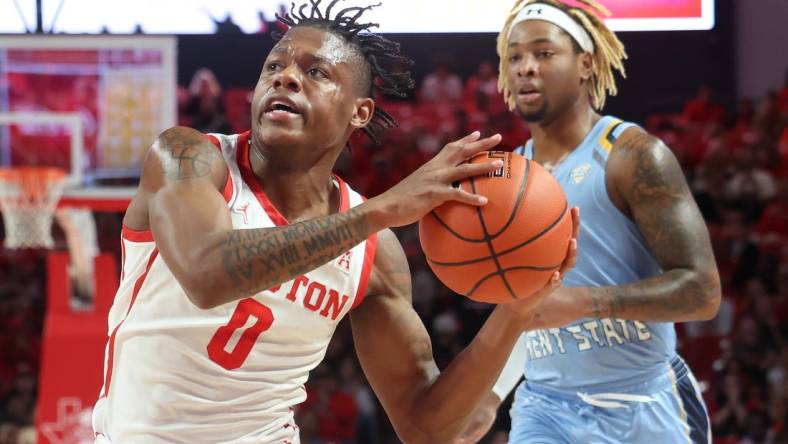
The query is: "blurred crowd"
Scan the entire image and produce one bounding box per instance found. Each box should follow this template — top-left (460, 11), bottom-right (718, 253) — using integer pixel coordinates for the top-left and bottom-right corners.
top-left (1, 60), bottom-right (787, 443)
top-left (0, 251), bottom-right (45, 444)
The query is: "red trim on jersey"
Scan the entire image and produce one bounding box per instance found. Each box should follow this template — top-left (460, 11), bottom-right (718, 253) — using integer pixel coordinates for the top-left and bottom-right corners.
top-left (221, 171), bottom-right (234, 203)
top-left (205, 134), bottom-right (221, 149)
top-left (120, 238), bottom-right (127, 281)
top-left (237, 131), bottom-right (290, 226)
top-left (335, 175), bottom-right (350, 212)
top-left (205, 134), bottom-right (234, 203)
top-left (102, 250), bottom-right (159, 398)
top-left (352, 232), bottom-right (378, 310)
top-left (237, 131), bottom-right (349, 225)
top-left (121, 225), bottom-right (154, 243)
top-left (205, 134), bottom-right (221, 150)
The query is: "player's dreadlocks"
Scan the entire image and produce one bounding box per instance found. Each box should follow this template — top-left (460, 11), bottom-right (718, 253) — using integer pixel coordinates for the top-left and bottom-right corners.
top-left (497, 0), bottom-right (627, 110)
top-left (277, 0), bottom-right (414, 144)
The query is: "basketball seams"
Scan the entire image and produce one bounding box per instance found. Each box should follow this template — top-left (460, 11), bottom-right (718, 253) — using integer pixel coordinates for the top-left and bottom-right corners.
top-left (465, 263), bottom-right (562, 298)
top-left (470, 176), bottom-right (519, 300)
top-left (487, 157), bottom-right (530, 240)
top-left (496, 202), bottom-right (568, 258)
top-left (427, 211), bottom-right (487, 243)
top-left (426, 201), bottom-right (568, 267)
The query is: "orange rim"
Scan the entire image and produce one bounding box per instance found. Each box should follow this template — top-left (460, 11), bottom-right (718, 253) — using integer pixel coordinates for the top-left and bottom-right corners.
top-left (0, 167), bottom-right (67, 200)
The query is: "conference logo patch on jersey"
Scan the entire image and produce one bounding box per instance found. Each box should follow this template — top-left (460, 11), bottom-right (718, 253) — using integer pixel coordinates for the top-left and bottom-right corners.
top-left (335, 251), bottom-right (352, 274)
top-left (571, 164), bottom-right (592, 184)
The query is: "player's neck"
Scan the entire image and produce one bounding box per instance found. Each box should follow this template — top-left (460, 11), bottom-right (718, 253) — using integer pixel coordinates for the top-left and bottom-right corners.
top-left (529, 104), bottom-right (600, 160)
top-left (250, 144), bottom-right (340, 223)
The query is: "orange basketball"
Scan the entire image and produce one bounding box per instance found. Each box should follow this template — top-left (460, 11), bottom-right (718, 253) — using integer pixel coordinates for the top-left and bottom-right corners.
top-left (419, 151), bottom-right (572, 304)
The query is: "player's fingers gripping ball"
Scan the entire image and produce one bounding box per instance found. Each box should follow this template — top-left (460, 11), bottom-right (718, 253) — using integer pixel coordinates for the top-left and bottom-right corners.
top-left (419, 151), bottom-right (573, 303)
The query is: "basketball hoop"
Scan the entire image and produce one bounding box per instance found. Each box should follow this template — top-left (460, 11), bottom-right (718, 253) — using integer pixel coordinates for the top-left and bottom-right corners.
top-left (0, 167), bottom-right (67, 249)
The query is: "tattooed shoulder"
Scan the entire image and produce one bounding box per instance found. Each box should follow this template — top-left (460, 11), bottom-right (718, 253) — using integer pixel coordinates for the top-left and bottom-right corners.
top-left (155, 126), bottom-right (223, 181)
top-left (609, 129), bottom-right (688, 206)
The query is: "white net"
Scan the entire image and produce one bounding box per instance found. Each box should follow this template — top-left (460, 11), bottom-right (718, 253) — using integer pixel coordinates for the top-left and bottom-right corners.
top-left (0, 167), bottom-right (67, 249)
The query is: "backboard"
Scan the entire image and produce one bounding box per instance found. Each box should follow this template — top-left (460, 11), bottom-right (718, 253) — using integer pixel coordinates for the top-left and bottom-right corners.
top-left (0, 35), bottom-right (176, 210)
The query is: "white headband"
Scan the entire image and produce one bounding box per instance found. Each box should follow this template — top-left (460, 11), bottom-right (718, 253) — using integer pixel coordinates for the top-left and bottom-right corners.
top-left (508, 3), bottom-right (595, 54)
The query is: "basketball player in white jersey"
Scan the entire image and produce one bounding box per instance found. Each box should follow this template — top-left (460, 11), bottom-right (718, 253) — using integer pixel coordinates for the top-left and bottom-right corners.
top-left (91, 1), bottom-right (579, 443)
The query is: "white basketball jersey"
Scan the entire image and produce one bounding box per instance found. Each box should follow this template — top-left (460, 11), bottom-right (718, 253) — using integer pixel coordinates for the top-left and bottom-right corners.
top-left (92, 131), bottom-right (378, 443)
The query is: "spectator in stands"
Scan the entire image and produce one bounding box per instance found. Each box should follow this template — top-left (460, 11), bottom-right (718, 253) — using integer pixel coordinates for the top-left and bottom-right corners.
top-left (185, 68), bottom-right (232, 134)
top-left (0, 390), bottom-right (34, 428)
top-left (176, 85), bottom-right (192, 126)
top-left (724, 149), bottom-right (777, 221)
top-left (693, 134), bottom-right (733, 222)
top-left (683, 85), bottom-right (726, 128)
top-left (463, 61), bottom-right (507, 116)
top-left (773, 264), bottom-right (788, 330)
top-left (304, 366), bottom-right (358, 443)
top-left (778, 126), bottom-right (788, 178)
top-left (420, 57), bottom-right (463, 104)
top-left (732, 314), bottom-right (780, 383)
top-left (338, 357), bottom-right (379, 444)
top-left (296, 410), bottom-right (321, 444)
top-left (738, 409), bottom-right (776, 444)
top-left (756, 91), bottom-right (784, 142)
top-left (712, 372), bottom-right (749, 439)
top-left (755, 180), bottom-right (788, 257)
top-left (733, 99), bottom-right (756, 131)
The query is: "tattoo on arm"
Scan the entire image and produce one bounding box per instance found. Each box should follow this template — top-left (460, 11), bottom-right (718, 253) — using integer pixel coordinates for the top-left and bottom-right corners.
top-left (220, 207), bottom-right (371, 296)
top-left (158, 129), bottom-right (221, 181)
top-left (592, 132), bottom-right (720, 322)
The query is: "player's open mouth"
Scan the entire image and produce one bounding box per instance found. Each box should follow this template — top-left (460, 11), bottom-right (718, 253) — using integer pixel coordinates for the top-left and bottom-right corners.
top-left (266, 103), bottom-right (299, 114)
top-left (263, 97), bottom-right (303, 121)
top-left (518, 88), bottom-right (541, 104)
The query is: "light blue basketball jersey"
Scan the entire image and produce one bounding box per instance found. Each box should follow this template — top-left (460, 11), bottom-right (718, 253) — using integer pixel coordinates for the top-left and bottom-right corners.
top-left (514, 115), bottom-right (677, 394)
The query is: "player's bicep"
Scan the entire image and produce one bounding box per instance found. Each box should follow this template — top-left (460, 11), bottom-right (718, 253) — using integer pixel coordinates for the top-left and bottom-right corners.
top-left (350, 230), bottom-right (439, 438)
top-left (141, 127), bottom-right (232, 286)
top-left (612, 131), bottom-right (714, 271)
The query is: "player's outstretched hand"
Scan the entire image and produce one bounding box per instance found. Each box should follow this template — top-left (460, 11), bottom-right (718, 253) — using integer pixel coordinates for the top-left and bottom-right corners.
top-left (371, 131), bottom-right (503, 228)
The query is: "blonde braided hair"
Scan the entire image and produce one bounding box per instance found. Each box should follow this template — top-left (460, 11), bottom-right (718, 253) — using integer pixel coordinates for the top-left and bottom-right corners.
top-left (497, 0), bottom-right (627, 110)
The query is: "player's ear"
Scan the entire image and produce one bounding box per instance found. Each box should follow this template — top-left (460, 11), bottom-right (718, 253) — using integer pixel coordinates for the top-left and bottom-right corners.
top-left (578, 52), bottom-right (593, 82)
top-left (350, 97), bottom-right (375, 129)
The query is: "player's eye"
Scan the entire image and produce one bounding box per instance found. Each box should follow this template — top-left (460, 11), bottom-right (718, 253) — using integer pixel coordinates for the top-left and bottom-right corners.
top-left (307, 67), bottom-right (327, 79)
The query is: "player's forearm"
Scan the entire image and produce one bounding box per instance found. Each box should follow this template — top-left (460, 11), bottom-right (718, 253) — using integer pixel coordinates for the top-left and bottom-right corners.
top-left (407, 306), bottom-right (525, 441)
top-left (579, 268), bottom-right (721, 322)
top-left (188, 203), bottom-right (386, 309)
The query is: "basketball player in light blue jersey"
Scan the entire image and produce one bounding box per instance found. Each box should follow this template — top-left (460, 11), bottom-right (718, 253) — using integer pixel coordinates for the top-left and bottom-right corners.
top-left (456, 1), bottom-right (721, 443)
